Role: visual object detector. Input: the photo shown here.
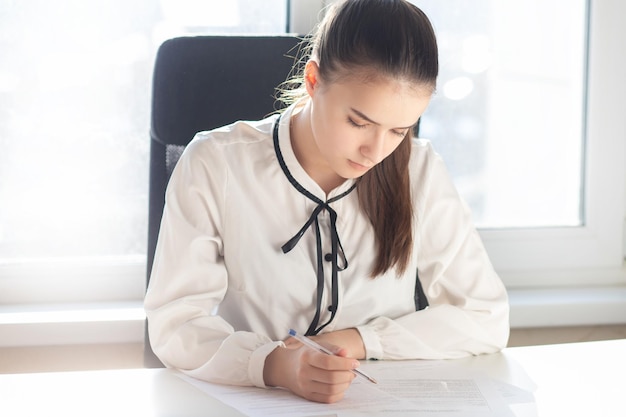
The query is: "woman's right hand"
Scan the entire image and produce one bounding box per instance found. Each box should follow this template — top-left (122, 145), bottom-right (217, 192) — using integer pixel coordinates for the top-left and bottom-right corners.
top-left (263, 341), bottom-right (359, 403)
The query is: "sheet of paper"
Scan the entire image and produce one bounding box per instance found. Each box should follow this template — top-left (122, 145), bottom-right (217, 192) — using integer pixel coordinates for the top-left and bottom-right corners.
top-left (357, 361), bottom-right (515, 416)
top-left (179, 360), bottom-right (532, 417)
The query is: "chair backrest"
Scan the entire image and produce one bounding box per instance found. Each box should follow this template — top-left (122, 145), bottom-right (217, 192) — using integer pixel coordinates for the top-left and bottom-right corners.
top-left (147, 35), bottom-right (302, 283)
top-left (145, 35), bottom-right (301, 367)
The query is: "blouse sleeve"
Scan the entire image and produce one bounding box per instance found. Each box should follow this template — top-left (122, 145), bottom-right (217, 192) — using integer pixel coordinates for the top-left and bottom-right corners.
top-left (144, 136), bottom-right (283, 387)
top-left (356, 141), bottom-right (510, 360)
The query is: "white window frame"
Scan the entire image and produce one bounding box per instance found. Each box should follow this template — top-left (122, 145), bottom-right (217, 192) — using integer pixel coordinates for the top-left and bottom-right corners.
top-left (481, 0), bottom-right (626, 289)
top-left (494, 0), bottom-right (626, 327)
top-left (1, 0), bottom-right (625, 348)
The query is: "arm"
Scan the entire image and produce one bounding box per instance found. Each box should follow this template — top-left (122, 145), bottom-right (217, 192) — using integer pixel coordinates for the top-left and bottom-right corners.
top-left (145, 137), bottom-right (282, 387)
top-left (357, 142), bottom-right (509, 360)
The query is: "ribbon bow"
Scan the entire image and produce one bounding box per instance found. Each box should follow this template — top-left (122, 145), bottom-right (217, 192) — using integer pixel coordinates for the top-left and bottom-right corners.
top-left (273, 117), bottom-right (356, 335)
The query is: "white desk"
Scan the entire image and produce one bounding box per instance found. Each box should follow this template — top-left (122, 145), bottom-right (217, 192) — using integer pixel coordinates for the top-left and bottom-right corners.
top-left (1, 339), bottom-right (624, 416)
top-left (500, 339), bottom-right (624, 416)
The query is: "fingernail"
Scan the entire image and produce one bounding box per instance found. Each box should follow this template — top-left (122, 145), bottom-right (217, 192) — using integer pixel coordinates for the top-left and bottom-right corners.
top-left (352, 361), bottom-right (360, 369)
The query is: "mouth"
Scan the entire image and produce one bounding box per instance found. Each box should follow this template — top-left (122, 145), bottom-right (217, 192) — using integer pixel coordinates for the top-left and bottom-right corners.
top-left (348, 159), bottom-right (373, 171)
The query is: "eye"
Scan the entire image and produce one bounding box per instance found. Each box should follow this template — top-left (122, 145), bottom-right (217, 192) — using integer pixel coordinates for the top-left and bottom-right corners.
top-left (392, 129), bottom-right (408, 138)
top-left (347, 117), bottom-right (367, 129)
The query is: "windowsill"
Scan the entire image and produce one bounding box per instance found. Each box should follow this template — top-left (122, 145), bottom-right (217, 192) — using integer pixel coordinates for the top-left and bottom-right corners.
top-left (0, 302), bottom-right (146, 347)
top-left (507, 285), bottom-right (626, 328)
top-left (1, 286), bottom-right (625, 347)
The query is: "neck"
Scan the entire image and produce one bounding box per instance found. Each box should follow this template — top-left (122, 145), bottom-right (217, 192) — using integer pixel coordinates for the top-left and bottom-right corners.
top-left (289, 101), bottom-right (345, 195)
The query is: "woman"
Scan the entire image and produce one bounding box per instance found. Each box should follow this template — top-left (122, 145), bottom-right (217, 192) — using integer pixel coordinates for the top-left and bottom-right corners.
top-left (145, 0), bottom-right (509, 404)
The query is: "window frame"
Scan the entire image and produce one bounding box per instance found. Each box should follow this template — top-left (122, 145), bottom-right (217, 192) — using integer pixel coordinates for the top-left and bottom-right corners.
top-left (479, 0), bottom-right (626, 289)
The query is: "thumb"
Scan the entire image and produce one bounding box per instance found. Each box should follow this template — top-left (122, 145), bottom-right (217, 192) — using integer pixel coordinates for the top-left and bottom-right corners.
top-left (320, 341), bottom-right (349, 358)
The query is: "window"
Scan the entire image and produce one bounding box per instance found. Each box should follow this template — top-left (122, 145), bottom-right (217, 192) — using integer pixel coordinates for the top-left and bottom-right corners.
top-left (1, 1), bottom-right (624, 332)
top-left (411, 0), bottom-right (625, 289)
top-left (0, 0), bottom-right (287, 306)
top-left (416, 0), bottom-right (586, 229)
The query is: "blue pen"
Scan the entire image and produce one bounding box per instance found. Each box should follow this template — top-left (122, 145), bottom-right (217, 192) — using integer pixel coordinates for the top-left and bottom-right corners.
top-left (288, 329), bottom-right (378, 384)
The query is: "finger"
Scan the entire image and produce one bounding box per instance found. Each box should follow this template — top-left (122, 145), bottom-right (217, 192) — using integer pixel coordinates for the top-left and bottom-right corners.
top-left (308, 350), bottom-right (360, 372)
top-left (329, 345), bottom-right (349, 357)
top-left (295, 375), bottom-right (354, 404)
top-left (306, 366), bottom-right (357, 385)
top-left (290, 351), bottom-right (357, 404)
top-left (307, 379), bottom-right (353, 400)
top-left (295, 349), bottom-right (356, 385)
top-left (283, 336), bottom-right (300, 348)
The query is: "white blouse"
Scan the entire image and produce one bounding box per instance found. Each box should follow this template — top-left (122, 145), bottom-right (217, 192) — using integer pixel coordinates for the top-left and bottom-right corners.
top-left (144, 102), bottom-right (509, 388)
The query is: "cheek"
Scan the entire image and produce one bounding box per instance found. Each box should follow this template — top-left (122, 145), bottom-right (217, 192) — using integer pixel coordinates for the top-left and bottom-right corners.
top-left (333, 128), bottom-right (362, 154)
top-left (390, 136), bottom-right (405, 152)
top-left (382, 137), bottom-right (406, 159)
top-left (317, 122), bottom-right (357, 153)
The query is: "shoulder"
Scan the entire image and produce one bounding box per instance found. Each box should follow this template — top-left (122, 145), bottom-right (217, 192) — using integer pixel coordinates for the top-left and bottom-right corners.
top-left (188, 115), bottom-right (278, 153)
top-left (408, 137), bottom-right (460, 204)
top-left (410, 137), bottom-right (441, 159)
top-left (409, 138), bottom-right (446, 178)
top-left (175, 115), bottom-right (278, 172)
top-left (168, 114), bottom-right (278, 186)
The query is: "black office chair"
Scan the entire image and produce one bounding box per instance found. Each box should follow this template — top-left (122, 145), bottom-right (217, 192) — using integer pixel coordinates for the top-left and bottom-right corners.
top-left (144, 35), bottom-right (429, 367)
top-left (145, 35), bottom-right (303, 366)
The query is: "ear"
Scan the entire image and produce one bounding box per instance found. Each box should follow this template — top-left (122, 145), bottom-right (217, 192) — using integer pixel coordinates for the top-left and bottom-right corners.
top-left (304, 60), bottom-right (320, 97)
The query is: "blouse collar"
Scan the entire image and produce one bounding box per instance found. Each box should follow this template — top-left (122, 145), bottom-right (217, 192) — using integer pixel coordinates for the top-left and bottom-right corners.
top-left (275, 99), bottom-right (357, 201)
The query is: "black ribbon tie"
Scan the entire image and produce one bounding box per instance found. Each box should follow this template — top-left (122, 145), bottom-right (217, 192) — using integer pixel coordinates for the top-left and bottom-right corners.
top-left (273, 116), bottom-right (357, 336)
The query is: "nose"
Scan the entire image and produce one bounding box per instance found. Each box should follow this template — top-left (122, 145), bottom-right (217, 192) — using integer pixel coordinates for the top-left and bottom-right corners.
top-left (360, 131), bottom-right (386, 165)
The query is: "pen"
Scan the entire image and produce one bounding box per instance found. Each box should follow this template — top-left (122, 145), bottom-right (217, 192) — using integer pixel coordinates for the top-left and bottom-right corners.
top-left (288, 328), bottom-right (378, 384)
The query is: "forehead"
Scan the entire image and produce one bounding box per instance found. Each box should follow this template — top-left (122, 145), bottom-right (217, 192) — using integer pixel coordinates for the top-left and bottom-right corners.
top-left (321, 73), bottom-right (432, 126)
top-left (323, 65), bottom-right (436, 95)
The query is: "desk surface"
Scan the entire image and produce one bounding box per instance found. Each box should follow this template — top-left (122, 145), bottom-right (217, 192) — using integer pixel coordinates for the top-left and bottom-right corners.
top-left (1, 339), bottom-right (624, 417)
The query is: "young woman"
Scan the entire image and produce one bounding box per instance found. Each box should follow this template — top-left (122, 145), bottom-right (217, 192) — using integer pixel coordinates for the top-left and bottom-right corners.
top-left (145, 0), bottom-right (509, 404)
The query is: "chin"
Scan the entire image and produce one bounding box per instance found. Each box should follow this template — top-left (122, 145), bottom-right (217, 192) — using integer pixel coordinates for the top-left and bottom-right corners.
top-left (347, 160), bottom-right (372, 175)
top-left (341, 170), bottom-right (369, 180)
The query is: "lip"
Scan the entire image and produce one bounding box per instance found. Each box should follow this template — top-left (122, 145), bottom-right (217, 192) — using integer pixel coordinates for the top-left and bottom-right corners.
top-left (348, 159), bottom-right (372, 171)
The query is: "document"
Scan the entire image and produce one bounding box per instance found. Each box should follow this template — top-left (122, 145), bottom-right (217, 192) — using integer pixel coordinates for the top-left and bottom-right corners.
top-left (179, 360), bottom-right (534, 417)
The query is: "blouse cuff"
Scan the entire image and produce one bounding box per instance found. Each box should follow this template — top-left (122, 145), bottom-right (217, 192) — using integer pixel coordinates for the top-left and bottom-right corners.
top-left (356, 325), bottom-right (383, 360)
top-left (248, 340), bottom-right (285, 388)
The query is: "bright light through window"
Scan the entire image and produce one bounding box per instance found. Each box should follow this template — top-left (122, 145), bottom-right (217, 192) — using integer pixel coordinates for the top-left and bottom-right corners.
top-left (0, 0), bottom-right (286, 262)
top-left (1, 0), bottom-right (622, 320)
top-left (0, 0), bottom-right (600, 296)
top-left (414, 0), bottom-right (587, 228)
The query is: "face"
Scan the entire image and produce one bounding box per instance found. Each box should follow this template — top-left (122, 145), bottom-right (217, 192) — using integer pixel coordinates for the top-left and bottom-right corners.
top-left (304, 63), bottom-right (432, 181)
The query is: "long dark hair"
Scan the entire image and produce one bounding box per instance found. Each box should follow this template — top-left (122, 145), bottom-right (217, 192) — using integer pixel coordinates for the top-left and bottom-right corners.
top-left (280, 0), bottom-right (439, 276)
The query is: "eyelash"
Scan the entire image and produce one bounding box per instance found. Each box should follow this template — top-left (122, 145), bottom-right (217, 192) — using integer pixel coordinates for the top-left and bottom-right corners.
top-left (348, 117), bottom-right (407, 138)
top-left (347, 117), bottom-right (366, 129)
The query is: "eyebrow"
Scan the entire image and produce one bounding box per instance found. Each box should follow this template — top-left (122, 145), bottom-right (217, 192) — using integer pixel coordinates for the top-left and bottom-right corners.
top-left (350, 108), bottom-right (416, 130)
